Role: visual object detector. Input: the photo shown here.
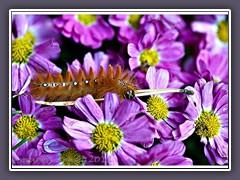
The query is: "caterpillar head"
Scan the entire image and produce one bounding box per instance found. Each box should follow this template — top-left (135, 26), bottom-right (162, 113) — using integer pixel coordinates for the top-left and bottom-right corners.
top-left (125, 89), bottom-right (135, 99)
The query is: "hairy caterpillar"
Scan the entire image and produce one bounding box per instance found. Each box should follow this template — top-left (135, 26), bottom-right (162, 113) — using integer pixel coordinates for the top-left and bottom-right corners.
top-left (28, 64), bottom-right (193, 106)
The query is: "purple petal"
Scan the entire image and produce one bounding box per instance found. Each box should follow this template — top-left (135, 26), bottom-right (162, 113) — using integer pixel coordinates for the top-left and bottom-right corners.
top-left (72, 139), bottom-right (94, 151)
top-left (172, 120), bottom-right (195, 141)
top-left (43, 139), bottom-right (68, 153)
top-left (12, 63), bottom-right (20, 92)
top-left (140, 33), bottom-right (154, 49)
top-left (101, 93), bottom-right (120, 121)
top-left (214, 94), bottom-right (228, 115)
top-left (82, 52), bottom-right (96, 74)
top-left (92, 17), bottom-right (115, 40)
top-left (157, 121), bottom-right (173, 142)
top-left (204, 145), bottom-right (228, 165)
top-left (121, 141), bottom-right (146, 160)
top-left (118, 26), bottom-right (138, 44)
top-left (63, 116), bottom-right (95, 133)
top-left (28, 53), bottom-right (62, 76)
top-left (146, 66), bottom-right (156, 89)
top-left (129, 57), bottom-right (140, 70)
top-left (128, 43), bottom-right (140, 57)
top-left (27, 148), bottom-right (41, 159)
top-left (63, 19), bottom-right (75, 33)
top-left (161, 155), bottom-right (193, 165)
top-left (34, 39), bottom-right (61, 59)
top-left (191, 22), bottom-right (216, 34)
top-left (201, 81), bottom-right (213, 111)
top-left (13, 64), bottom-right (32, 94)
top-left (185, 86), bottom-right (202, 116)
top-left (106, 152), bottom-right (119, 165)
top-left (108, 15), bottom-right (128, 26)
top-left (115, 147), bottom-right (137, 165)
top-left (163, 15), bottom-right (186, 29)
top-left (34, 106), bottom-right (56, 121)
top-left (18, 93), bottom-right (36, 115)
top-left (12, 114), bottom-right (21, 126)
top-left (184, 102), bottom-right (200, 120)
top-left (196, 50), bottom-right (209, 73)
top-left (74, 95), bottom-right (104, 125)
top-left (147, 141), bottom-right (186, 162)
top-left (53, 16), bottom-right (65, 28)
top-left (168, 111), bottom-right (186, 124)
top-left (214, 136), bottom-right (228, 158)
top-left (160, 42), bottom-right (184, 62)
top-left (121, 114), bottom-right (155, 143)
top-left (112, 100), bottom-right (140, 127)
top-left (63, 116), bottom-right (95, 137)
top-left (14, 15), bottom-right (28, 37)
top-left (40, 116), bottom-right (62, 130)
top-left (154, 68), bottom-right (169, 89)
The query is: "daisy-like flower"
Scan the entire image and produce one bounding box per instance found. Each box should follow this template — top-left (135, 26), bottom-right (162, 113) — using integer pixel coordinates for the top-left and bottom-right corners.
top-left (108, 14), bottom-right (145, 44)
top-left (12, 133), bottom-right (60, 165)
top-left (196, 49), bottom-right (228, 83)
top-left (53, 14), bottom-right (115, 49)
top-left (191, 14), bottom-right (228, 53)
top-left (12, 93), bottom-right (62, 143)
top-left (135, 67), bottom-right (187, 144)
top-left (173, 79), bottom-right (228, 165)
top-left (37, 130), bottom-right (96, 166)
top-left (138, 141), bottom-right (193, 166)
top-left (12, 15), bottom-right (61, 94)
top-left (128, 29), bottom-right (184, 73)
top-left (63, 93), bottom-right (155, 165)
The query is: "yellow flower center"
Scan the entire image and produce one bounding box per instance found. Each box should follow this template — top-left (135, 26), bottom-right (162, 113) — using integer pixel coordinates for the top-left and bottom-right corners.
top-left (60, 148), bottom-right (85, 166)
top-left (91, 123), bottom-right (123, 153)
top-left (139, 49), bottom-right (159, 66)
top-left (13, 115), bottom-right (39, 140)
top-left (12, 31), bottom-right (35, 64)
top-left (147, 96), bottom-right (169, 121)
top-left (128, 14), bottom-right (142, 29)
top-left (195, 111), bottom-right (221, 138)
top-left (151, 161), bottom-right (160, 166)
top-left (217, 20), bottom-right (228, 43)
top-left (77, 15), bottom-right (97, 26)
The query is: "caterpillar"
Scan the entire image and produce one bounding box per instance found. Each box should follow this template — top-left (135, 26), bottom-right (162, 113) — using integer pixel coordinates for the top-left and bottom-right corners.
top-left (28, 64), bottom-right (194, 106)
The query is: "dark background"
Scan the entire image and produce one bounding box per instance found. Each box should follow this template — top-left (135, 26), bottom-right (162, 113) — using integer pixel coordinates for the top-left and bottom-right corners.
top-left (1, 0), bottom-right (238, 179)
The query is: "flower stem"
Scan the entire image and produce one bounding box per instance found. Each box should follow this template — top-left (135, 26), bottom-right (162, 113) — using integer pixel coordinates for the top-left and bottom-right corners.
top-left (12, 110), bottom-right (22, 115)
top-left (12, 137), bottom-right (29, 150)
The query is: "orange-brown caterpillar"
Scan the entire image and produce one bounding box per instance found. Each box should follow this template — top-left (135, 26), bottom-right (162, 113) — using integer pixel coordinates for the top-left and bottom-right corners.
top-left (30, 64), bottom-right (137, 102)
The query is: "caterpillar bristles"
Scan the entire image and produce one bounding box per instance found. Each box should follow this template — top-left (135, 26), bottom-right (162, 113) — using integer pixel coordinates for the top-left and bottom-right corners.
top-left (34, 88), bottom-right (194, 106)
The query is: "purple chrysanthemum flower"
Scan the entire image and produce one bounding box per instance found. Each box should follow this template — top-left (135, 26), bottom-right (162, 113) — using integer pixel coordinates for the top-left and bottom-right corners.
top-left (128, 28), bottom-right (184, 71)
top-left (191, 15), bottom-right (228, 53)
top-left (196, 49), bottom-right (228, 84)
top-left (53, 14), bottom-right (115, 49)
top-left (12, 133), bottom-right (60, 165)
top-left (63, 93), bottom-right (155, 165)
top-left (173, 79), bottom-right (228, 165)
top-left (12, 15), bottom-right (61, 94)
top-left (137, 141), bottom-right (193, 166)
top-left (37, 130), bottom-right (96, 166)
top-left (135, 67), bottom-right (187, 144)
top-left (12, 93), bottom-right (62, 143)
top-left (108, 14), bottom-right (145, 44)
top-left (140, 14), bottom-right (186, 33)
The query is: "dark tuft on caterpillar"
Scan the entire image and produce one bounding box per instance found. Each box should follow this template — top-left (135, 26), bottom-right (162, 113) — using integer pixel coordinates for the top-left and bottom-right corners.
top-left (29, 64), bottom-right (137, 102)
